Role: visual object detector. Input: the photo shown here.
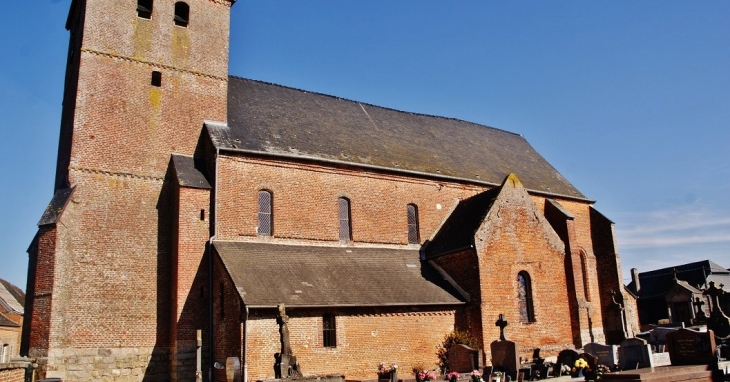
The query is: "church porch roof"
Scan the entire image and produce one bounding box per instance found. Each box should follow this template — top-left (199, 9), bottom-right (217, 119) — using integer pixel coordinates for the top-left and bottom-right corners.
top-left (214, 241), bottom-right (465, 308)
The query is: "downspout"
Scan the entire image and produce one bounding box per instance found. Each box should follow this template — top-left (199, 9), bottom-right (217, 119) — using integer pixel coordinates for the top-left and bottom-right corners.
top-left (208, 147), bottom-right (220, 382)
top-left (243, 305), bottom-right (249, 382)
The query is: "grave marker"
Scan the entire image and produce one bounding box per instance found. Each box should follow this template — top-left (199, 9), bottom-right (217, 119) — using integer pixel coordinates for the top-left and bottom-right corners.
top-left (618, 338), bottom-right (654, 370)
top-left (583, 342), bottom-right (618, 367)
top-left (666, 328), bottom-right (716, 366)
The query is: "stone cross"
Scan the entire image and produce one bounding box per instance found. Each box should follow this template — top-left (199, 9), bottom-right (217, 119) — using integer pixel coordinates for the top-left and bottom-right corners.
top-left (611, 290), bottom-right (628, 338)
top-left (495, 314), bottom-right (508, 341)
top-left (693, 297), bottom-right (705, 313)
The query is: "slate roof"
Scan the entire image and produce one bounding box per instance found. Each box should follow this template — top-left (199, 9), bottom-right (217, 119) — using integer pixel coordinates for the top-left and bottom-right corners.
top-left (0, 278), bottom-right (24, 315)
top-left (38, 187), bottom-right (74, 226)
top-left (214, 241), bottom-right (465, 308)
top-left (171, 154), bottom-right (211, 189)
top-left (212, 77), bottom-right (587, 200)
top-left (627, 260), bottom-right (729, 299)
top-left (425, 188), bottom-right (500, 258)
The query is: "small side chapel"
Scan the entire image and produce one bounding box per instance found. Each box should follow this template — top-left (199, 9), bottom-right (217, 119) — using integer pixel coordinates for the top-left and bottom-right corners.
top-left (22, 0), bottom-right (638, 381)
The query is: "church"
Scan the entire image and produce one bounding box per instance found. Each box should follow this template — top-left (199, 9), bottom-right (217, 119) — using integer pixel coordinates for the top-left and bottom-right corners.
top-left (22, 0), bottom-right (638, 381)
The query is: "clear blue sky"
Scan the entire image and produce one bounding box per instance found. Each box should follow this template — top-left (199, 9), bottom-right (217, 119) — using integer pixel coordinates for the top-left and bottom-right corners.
top-left (1, 1), bottom-right (728, 289)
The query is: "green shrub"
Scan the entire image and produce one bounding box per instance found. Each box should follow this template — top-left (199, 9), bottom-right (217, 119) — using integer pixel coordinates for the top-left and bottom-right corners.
top-left (436, 329), bottom-right (479, 373)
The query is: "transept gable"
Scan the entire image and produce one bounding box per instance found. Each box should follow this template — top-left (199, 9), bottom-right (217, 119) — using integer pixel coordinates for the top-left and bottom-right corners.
top-left (474, 173), bottom-right (565, 261)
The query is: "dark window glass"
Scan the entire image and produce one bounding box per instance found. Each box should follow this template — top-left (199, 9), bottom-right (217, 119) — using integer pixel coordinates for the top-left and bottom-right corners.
top-left (174, 2), bottom-right (189, 27)
top-left (338, 197), bottom-right (351, 241)
top-left (151, 71), bottom-right (162, 87)
top-left (518, 271), bottom-right (535, 323)
top-left (323, 314), bottom-right (336, 348)
top-left (137, 0), bottom-right (153, 19)
top-left (407, 204), bottom-right (419, 244)
top-left (258, 190), bottom-right (272, 236)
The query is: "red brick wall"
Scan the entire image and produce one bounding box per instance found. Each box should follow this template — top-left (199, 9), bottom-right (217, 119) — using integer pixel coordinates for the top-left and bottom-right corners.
top-left (0, 365), bottom-right (26, 382)
top-left (172, 185), bottom-right (211, 379)
top-left (243, 308), bottom-right (455, 380)
top-left (215, 155), bottom-right (485, 244)
top-left (26, 226), bottom-right (56, 358)
top-left (474, 176), bottom-right (574, 361)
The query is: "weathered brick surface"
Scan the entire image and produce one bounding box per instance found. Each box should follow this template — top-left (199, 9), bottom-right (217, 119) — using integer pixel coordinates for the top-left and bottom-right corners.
top-left (473, 176), bottom-right (574, 361)
top-left (215, 155), bottom-right (485, 244)
top-left (0, 364), bottom-right (27, 382)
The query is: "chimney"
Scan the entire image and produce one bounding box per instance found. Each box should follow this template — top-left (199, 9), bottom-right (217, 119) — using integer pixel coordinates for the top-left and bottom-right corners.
top-left (631, 268), bottom-right (641, 293)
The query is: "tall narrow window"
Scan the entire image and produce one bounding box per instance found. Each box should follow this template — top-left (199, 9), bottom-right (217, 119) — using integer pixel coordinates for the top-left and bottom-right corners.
top-left (258, 190), bottom-right (272, 236)
top-left (407, 204), bottom-right (420, 244)
top-left (338, 197), bottom-right (351, 241)
top-left (580, 251), bottom-right (591, 301)
top-left (174, 2), bottom-right (190, 27)
top-left (323, 314), bottom-right (336, 348)
top-left (137, 0), bottom-right (153, 19)
top-left (518, 271), bottom-right (535, 323)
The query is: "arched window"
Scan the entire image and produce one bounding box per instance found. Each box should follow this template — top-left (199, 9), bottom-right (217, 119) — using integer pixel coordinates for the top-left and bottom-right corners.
top-left (174, 2), bottom-right (189, 27)
top-left (518, 271), bottom-right (535, 323)
top-left (137, 0), bottom-right (153, 19)
top-left (338, 197), bottom-right (351, 241)
top-left (407, 204), bottom-right (420, 244)
top-left (580, 251), bottom-right (591, 301)
top-left (258, 190), bottom-right (272, 236)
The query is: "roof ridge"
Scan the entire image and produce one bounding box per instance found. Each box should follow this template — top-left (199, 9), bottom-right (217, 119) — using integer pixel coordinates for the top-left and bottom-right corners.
top-left (227, 75), bottom-right (522, 137)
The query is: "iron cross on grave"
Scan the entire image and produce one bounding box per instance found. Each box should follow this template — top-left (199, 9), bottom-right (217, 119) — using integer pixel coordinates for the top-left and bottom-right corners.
top-left (495, 314), bottom-right (508, 341)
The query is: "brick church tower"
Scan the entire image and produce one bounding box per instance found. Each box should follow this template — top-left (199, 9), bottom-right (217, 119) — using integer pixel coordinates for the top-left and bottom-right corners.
top-left (24, 0), bottom-right (234, 379)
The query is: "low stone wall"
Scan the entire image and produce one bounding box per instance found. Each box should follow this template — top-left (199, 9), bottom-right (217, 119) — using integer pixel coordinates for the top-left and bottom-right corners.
top-left (0, 361), bottom-right (32, 382)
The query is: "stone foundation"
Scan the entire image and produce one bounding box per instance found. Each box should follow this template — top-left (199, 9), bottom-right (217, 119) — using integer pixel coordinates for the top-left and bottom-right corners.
top-left (40, 347), bottom-right (170, 381)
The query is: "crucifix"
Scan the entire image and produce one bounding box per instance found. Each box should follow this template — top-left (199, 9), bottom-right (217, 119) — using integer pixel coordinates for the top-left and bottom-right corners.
top-left (495, 314), bottom-right (508, 341)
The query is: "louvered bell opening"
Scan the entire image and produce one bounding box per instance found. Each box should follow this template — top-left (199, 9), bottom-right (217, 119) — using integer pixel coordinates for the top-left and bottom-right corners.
top-left (258, 191), bottom-right (272, 236)
top-left (338, 198), bottom-right (351, 241)
top-left (137, 0), bottom-right (152, 19)
top-left (174, 2), bottom-right (189, 27)
top-left (407, 204), bottom-right (419, 244)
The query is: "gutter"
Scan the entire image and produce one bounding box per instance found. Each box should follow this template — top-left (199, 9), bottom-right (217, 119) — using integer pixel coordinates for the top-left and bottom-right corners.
top-left (242, 301), bottom-right (466, 309)
top-left (215, 146), bottom-right (596, 204)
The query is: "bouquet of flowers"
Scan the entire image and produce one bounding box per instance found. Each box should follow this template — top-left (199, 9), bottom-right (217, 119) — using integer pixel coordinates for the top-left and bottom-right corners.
top-left (560, 364), bottom-right (571, 375)
top-left (595, 364), bottom-right (610, 375)
top-left (378, 363), bottom-right (398, 376)
top-left (418, 371), bottom-right (437, 382)
top-left (445, 371), bottom-right (460, 382)
top-left (571, 358), bottom-right (588, 373)
top-left (469, 370), bottom-right (482, 382)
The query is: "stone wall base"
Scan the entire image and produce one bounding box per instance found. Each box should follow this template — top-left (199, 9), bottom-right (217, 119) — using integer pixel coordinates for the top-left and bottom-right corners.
top-left (39, 347), bottom-right (171, 381)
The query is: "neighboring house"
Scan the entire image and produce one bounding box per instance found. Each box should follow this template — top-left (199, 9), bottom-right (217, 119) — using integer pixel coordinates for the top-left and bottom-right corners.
top-left (0, 278), bottom-right (24, 363)
top-left (626, 260), bottom-right (730, 327)
top-left (23, 1), bottom-right (636, 381)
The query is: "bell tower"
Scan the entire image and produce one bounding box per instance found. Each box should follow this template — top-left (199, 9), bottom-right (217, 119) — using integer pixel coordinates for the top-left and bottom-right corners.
top-left (25, 0), bottom-right (234, 380)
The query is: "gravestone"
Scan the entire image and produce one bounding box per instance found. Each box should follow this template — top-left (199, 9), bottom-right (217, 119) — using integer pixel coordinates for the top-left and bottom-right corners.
top-left (552, 349), bottom-right (578, 377)
top-left (226, 357), bottom-right (241, 382)
top-left (448, 344), bottom-right (480, 373)
top-left (274, 304), bottom-right (303, 379)
top-left (490, 314), bottom-right (519, 379)
top-left (666, 328), bottom-right (717, 366)
top-left (583, 342), bottom-right (618, 367)
top-left (618, 338), bottom-right (654, 370)
top-left (704, 282), bottom-right (730, 338)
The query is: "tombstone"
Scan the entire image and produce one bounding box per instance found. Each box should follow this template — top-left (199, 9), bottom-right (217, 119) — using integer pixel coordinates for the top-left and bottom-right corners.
top-left (704, 282), bottom-right (730, 338)
top-left (618, 338), bottom-right (654, 370)
top-left (226, 357), bottom-right (241, 382)
top-left (583, 342), bottom-right (618, 367)
top-left (274, 304), bottom-right (303, 379)
top-left (552, 349), bottom-right (578, 377)
top-left (448, 344), bottom-right (481, 373)
top-left (490, 314), bottom-right (519, 379)
top-left (666, 328), bottom-right (717, 366)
